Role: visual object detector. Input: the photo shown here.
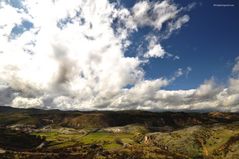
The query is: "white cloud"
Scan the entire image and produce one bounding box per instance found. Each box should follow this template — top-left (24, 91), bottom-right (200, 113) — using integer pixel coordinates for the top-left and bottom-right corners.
top-left (0, 0), bottom-right (191, 110)
top-left (103, 59), bottom-right (239, 111)
top-left (171, 67), bottom-right (192, 80)
top-left (167, 15), bottom-right (190, 34)
top-left (4, 1), bottom-right (238, 112)
top-left (222, 93), bottom-right (239, 107)
top-left (12, 96), bottom-right (43, 108)
top-left (130, 0), bottom-right (179, 31)
top-left (144, 35), bottom-right (166, 58)
top-left (232, 57), bottom-right (239, 77)
top-left (194, 79), bottom-right (220, 98)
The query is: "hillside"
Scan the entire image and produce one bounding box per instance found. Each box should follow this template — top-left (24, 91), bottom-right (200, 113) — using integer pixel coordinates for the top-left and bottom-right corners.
top-left (0, 106), bottom-right (239, 159)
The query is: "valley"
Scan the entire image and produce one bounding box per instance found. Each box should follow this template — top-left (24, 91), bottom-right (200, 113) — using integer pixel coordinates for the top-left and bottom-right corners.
top-left (0, 106), bottom-right (239, 159)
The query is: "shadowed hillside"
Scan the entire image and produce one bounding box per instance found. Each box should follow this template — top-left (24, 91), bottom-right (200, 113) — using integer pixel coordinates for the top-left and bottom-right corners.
top-left (1, 106), bottom-right (238, 129)
top-left (0, 106), bottom-right (239, 159)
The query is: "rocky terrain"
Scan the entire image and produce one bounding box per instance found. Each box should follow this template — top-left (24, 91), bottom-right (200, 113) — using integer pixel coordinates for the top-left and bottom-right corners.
top-left (0, 106), bottom-right (239, 159)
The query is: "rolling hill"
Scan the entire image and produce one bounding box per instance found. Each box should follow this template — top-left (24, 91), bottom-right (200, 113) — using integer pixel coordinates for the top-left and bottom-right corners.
top-left (0, 106), bottom-right (239, 159)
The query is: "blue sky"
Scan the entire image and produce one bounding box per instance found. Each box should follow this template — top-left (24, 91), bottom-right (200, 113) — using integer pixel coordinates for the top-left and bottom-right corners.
top-left (0, 0), bottom-right (239, 111)
top-left (122, 0), bottom-right (239, 90)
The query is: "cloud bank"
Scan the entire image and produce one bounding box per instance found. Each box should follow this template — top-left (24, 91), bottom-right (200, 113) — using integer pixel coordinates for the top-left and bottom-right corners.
top-left (0, 0), bottom-right (238, 111)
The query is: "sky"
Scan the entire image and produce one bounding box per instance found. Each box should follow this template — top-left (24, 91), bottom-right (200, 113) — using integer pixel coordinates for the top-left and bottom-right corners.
top-left (0, 0), bottom-right (239, 111)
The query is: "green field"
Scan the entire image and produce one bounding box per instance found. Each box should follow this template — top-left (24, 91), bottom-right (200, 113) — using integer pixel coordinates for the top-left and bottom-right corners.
top-left (1, 107), bottom-right (239, 158)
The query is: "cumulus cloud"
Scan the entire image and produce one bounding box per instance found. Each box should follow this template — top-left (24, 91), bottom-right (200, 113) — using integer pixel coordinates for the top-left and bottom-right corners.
top-left (194, 79), bottom-right (220, 98)
top-left (100, 59), bottom-right (239, 112)
top-left (12, 96), bottom-right (43, 108)
top-left (1, 0), bottom-right (238, 112)
top-left (110, 71), bottom-right (239, 112)
top-left (130, 0), bottom-right (179, 30)
top-left (0, 0), bottom-right (191, 110)
top-left (144, 35), bottom-right (166, 58)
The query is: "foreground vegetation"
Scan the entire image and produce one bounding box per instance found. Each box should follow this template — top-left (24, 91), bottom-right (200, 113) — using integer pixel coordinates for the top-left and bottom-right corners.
top-left (0, 106), bottom-right (239, 158)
